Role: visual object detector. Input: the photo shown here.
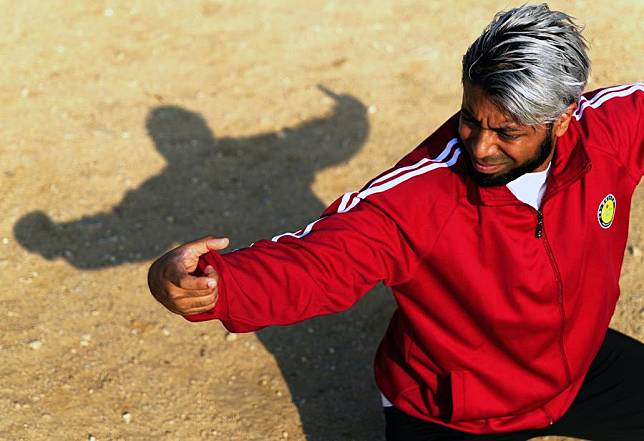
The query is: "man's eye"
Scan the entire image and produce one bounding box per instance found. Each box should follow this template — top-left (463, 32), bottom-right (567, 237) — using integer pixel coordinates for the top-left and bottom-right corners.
top-left (499, 132), bottom-right (520, 141)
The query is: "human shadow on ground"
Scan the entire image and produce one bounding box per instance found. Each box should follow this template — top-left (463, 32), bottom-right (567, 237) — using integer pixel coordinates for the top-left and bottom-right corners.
top-left (14, 86), bottom-right (394, 440)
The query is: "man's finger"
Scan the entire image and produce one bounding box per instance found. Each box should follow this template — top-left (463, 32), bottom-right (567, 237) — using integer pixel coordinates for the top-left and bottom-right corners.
top-left (183, 236), bottom-right (230, 261)
top-left (177, 295), bottom-right (218, 315)
top-left (182, 303), bottom-right (217, 316)
top-left (176, 292), bottom-right (217, 308)
top-left (176, 274), bottom-right (218, 291)
top-left (174, 236), bottom-right (229, 274)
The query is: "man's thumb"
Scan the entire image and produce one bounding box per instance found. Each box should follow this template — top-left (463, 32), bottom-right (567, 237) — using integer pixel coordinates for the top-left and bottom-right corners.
top-left (205, 236), bottom-right (229, 252)
top-left (184, 236), bottom-right (229, 259)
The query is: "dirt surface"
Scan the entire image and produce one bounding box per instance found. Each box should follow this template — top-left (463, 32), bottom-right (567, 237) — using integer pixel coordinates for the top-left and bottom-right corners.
top-left (0, 1), bottom-right (642, 440)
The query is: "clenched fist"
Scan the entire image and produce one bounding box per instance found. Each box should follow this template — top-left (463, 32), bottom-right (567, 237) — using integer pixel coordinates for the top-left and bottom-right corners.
top-left (147, 236), bottom-right (229, 316)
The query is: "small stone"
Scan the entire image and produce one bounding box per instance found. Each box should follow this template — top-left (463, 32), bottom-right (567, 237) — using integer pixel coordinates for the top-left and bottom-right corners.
top-left (2, 237), bottom-right (9, 244)
top-left (29, 339), bottom-right (43, 350)
top-left (122, 411), bottom-right (132, 423)
top-left (225, 332), bottom-right (237, 342)
top-left (627, 245), bottom-right (642, 257)
top-left (20, 87), bottom-right (29, 98)
top-left (282, 431), bottom-right (289, 439)
top-left (88, 435), bottom-right (97, 441)
top-left (162, 327), bottom-right (170, 336)
top-left (368, 105), bottom-right (377, 114)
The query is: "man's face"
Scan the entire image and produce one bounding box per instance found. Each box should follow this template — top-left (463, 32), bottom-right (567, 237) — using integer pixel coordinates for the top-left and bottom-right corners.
top-left (458, 83), bottom-right (555, 187)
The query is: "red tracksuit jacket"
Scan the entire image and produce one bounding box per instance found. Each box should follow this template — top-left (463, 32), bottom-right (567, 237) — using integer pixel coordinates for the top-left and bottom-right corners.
top-left (187, 84), bottom-right (643, 433)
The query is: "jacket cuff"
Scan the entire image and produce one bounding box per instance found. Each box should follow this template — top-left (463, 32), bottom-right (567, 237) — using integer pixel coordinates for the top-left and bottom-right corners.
top-left (183, 250), bottom-right (230, 323)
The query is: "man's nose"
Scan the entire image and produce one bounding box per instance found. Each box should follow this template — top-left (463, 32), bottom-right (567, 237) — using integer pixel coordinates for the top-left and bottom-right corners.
top-left (468, 129), bottom-right (498, 161)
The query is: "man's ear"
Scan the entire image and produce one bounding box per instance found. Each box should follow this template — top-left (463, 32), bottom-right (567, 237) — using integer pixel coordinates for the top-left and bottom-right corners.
top-left (553, 102), bottom-right (578, 137)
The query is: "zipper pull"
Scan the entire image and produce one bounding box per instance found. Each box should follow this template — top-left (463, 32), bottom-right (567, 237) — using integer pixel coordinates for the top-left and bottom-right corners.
top-left (535, 210), bottom-right (544, 239)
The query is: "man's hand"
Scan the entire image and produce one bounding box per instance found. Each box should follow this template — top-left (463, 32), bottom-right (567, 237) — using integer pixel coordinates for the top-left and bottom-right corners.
top-left (147, 236), bottom-right (229, 316)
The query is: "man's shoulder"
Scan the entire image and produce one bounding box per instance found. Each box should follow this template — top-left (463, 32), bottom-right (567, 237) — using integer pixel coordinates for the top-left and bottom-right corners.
top-left (394, 112), bottom-right (462, 168)
top-left (357, 113), bottom-right (467, 208)
top-left (574, 83), bottom-right (643, 122)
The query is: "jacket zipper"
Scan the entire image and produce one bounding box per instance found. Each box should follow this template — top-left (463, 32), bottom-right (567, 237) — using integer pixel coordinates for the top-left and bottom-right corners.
top-left (534, 209), bottom-right (572, 386)
top-left (535, 210), bottom-right (544, 238)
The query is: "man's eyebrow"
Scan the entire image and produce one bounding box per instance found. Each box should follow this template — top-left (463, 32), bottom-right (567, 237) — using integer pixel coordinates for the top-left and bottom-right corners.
top-left (459, 106), bottom-right (523, 132)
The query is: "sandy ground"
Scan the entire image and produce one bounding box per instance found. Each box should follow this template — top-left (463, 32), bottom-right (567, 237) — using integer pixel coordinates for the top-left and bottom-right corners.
top-left (0, 1), bottom-right (641, 440)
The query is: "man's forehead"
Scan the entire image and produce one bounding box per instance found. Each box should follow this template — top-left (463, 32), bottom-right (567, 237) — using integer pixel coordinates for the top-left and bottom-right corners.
top-left (460, 87), bottom-right (525, 129)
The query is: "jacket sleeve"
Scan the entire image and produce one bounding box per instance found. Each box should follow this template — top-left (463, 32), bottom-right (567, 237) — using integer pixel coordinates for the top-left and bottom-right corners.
top-left (184, 194), bottom-right (422, 332)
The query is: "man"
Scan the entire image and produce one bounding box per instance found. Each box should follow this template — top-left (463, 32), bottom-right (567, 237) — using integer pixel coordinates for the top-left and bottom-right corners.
top-left (148, 4), bottom-right (643, 440)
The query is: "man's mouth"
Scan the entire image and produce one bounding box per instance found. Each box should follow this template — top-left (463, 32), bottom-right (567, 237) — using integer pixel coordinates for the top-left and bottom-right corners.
top-left (472, 161), bottom-right (505, 174)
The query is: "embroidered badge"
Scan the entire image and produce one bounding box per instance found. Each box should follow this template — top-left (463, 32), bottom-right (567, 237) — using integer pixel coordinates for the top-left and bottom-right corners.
top-left (597, 194), bottom-right (616, 229)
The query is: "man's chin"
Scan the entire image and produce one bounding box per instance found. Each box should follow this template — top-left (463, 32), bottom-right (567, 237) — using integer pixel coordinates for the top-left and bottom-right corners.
top-left (470, 169), bottom-right (517, 187)
top-left (467, 162), bottom-right (520, 187)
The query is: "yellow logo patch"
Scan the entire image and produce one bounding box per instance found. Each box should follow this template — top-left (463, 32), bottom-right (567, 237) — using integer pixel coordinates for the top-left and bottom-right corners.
top-left (597, 194), bottom-right (616, 229)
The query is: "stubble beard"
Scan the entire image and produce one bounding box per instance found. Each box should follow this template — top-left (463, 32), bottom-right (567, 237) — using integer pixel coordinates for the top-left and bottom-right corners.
top-left (466, 126), bottom-right (554, 187)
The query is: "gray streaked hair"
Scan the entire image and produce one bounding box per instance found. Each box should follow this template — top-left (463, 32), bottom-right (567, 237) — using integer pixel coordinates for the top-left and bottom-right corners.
top-left (462, 3), bottom-right (590, 125)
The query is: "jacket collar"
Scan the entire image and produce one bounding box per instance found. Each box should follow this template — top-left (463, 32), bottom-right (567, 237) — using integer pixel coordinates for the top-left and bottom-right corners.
top-left (467, 128), bottom-right (591, 207)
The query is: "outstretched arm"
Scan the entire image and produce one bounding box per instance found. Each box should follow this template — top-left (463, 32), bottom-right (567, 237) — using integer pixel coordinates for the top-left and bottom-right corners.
top-left (148, 188), bottom-right (426, 332)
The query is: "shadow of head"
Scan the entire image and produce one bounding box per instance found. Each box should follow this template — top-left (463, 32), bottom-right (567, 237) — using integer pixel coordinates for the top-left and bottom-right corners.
top-left (146, 105), bottom-right (216, 163)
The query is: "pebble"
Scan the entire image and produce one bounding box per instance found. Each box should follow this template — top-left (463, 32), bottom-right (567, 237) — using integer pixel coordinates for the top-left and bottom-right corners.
top-left (28, 339), bottom-right (43, 350)
top-left (368, 105), bottom-right (377, 114)
top-left (88, 435), bottom-right (97, 441)
top-left (122, 411), bottom-right (132, 424)
top-left (225, 332), bottom-right (237, 342)
top-left (80, 334), bottom-right (91, 347)
top-left (627, 245), bottom-right (642, 257)
top-left (282, 431), bottom-right (289, 439)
